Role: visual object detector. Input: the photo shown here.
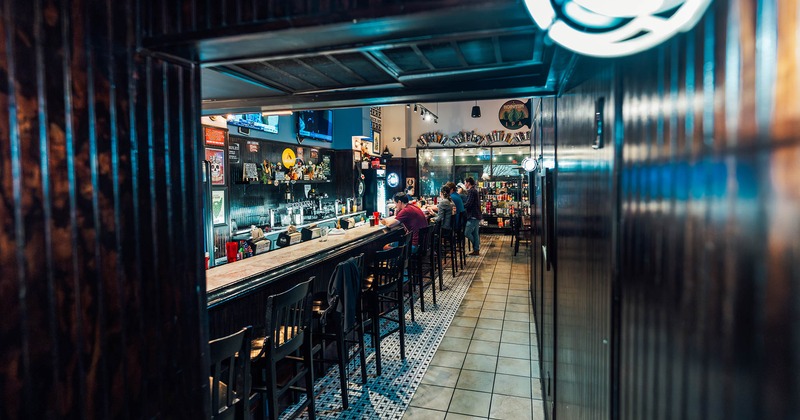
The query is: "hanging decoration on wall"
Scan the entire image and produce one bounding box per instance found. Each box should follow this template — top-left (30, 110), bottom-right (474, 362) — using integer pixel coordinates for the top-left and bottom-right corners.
top-left (523, 0), bottom-right (712, 58)
top-left (498, 100), bottom-right (531, 130)
top-left (281, 148), bottom-right (296, 168)
top-left (416, 131), bottom-right (530, 147)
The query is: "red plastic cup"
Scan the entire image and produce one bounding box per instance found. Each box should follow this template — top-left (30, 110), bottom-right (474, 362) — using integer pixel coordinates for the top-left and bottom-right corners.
top-left (226, 242), bottom-right (239, 263)
top-left (373, 212), bottom-right (380, 224)
top-left (205, 256), bottom-right (210, 270)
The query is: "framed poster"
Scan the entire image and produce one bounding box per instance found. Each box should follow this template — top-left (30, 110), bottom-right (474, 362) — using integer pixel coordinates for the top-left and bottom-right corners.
top-left (212, 189), bottom-right (226, 225)
top-left (204, 126), bottom-right (226, 147)
top-left (354, 150), bottom-right (362, 163)
top-left (498, 99), bottom-right (530, 130)
top-left (372, 131), bottom-right (381, 154)
top-left (205, 148), bottom-right (225, 185)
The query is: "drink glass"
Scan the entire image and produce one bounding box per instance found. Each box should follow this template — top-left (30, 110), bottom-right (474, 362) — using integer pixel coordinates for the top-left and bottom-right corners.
top-left (320, 227), bottom-right (329, 242)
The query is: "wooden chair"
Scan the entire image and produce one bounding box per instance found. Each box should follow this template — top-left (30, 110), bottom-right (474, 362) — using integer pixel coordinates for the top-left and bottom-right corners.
top-left (362, 244), bottom-right (410, 376)
top-left (210, 326), bottom-right (253, 420)
top-left (311, 254), bottom-right (368, 410)
top-left (251, 279), bottom-right (316, 420)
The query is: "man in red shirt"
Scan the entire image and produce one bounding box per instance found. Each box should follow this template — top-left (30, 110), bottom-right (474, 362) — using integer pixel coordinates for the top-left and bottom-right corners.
top-left (381, 192), bottom-right (428, 252)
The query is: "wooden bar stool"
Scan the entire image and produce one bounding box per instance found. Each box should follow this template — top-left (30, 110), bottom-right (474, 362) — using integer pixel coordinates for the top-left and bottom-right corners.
top-left (410, 225), bottom-right (437, 311)
top-left (311, 254), bottom-right (368, 410)
top-left (209, 326), bottom-right (253, 420)
top-left (251, 279), bottom-right (316, 420)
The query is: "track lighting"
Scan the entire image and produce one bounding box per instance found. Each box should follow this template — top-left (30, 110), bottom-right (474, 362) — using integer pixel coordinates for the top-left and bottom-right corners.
top-left (412, 103), bottom-right (439, 124)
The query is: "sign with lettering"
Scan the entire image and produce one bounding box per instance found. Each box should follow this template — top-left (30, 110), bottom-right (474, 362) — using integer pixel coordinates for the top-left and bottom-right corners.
top-left (204, 126), bottom-right (226, 147)
top-left (247, 141), bottom-right (259, 153)
top-left (228, 143), bottom-right (240, 163)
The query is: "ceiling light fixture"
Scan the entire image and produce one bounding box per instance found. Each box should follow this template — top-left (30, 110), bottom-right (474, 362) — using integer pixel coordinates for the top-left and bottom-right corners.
top-left (413, 103), bottom-right (439, 124)
top-left (523, 0), bottom-right (712, 58)
top-left (262, 110), bottom-right (293, 116)
top-left (471, 101), bottom-right (481, 118)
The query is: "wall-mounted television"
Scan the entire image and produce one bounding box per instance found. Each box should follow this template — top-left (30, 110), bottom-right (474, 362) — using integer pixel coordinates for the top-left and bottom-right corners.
top-left (227, 113), bottom-right (279, 134)
top-left (297, 110), bottom-right (333, 142)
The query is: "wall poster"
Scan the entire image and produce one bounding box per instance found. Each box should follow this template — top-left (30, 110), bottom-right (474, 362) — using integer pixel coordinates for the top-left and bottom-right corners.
top-left (212, 189), bottom-right (226, 225)
top-left (205, 148), bottom-right (225, 185)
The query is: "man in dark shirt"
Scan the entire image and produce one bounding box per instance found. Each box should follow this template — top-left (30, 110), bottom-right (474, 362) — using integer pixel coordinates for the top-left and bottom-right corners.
top-left (381, 192), bottom-right (428, 252)
top-left (463, 177), bottom-right (482, 255)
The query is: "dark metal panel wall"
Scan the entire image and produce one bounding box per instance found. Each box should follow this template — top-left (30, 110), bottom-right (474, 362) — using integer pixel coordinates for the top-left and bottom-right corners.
top-left (616, 0), bottom-right (799, 418)
top-left (0, 0), bottom-right (208, 418)
top-left (537, 95), bottom-right (557, 419)
top-left (552, 71), bottom-right (615, 420)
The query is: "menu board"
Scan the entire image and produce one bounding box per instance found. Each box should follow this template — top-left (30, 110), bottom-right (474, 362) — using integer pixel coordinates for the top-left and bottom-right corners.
top-left (243, 163), bottom-right (258, 182)
top-left (228, 143), bottom-right (240, 163)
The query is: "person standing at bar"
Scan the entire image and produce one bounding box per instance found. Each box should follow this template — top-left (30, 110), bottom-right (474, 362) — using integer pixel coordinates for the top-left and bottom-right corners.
top-left (463, 177), bottom-right (482, 255)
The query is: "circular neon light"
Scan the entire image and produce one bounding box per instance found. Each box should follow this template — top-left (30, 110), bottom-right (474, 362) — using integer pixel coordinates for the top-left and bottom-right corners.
top-left (387, 173), bottom-right (400, 188)
top-left (523, 0), bottom-right (712, 57)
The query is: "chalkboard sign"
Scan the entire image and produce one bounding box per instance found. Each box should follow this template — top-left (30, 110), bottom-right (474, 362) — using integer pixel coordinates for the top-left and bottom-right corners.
top-left (243, 163), bottom-right (258, 182)
top-left (228, 143), bottom-right (240, 163)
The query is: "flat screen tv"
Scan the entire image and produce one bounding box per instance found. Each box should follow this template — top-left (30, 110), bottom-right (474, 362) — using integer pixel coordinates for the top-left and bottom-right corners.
top-left (297, 110), bottom-right (333, 142)
top-left (227, 113), bottom-right (279, 134)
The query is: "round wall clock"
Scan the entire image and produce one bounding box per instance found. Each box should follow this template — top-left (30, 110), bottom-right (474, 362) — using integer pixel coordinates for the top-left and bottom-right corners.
top-left (387, 172), bottom-right (400, 188)
top-left (498, 100), bottom-right (530, 130)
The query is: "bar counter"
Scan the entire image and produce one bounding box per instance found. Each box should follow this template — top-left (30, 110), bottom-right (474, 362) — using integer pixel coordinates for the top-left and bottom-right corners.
top-left (206, 223), bottom-right (403, 337)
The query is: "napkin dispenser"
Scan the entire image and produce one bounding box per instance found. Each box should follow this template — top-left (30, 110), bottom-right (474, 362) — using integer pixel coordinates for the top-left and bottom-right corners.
top-left (340, 217), bottom-right (356, 229)
top-left (301, 227), bottom-right (321, 241)
top-left (277, 232), bottom-right (302, 247)
top-left (251, 239), bottom-right (271, 255)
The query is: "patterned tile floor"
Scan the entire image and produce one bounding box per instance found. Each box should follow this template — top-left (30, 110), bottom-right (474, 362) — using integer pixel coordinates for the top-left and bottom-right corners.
top-left (285, 235), bottom-right (542, 420)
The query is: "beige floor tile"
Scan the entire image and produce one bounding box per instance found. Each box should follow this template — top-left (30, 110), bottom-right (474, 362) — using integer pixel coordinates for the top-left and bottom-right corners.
top-left (479, 309), bottom-right (505, 320)
top-left (496, 357), bottom-right (531, 377)
top-left (403, 406), bottom-right (447, 420)
top-left (467, 340), bottom-right (500, 357)
top-left (448, 389), bottom-right (492, 417)
top-left (489, 394), bottom-right (532, 420)
top-left (531, 360), bottom-right (540, 378)
top-left (532, 378), bottom-right (543, 400)
top-left (475, 318), bottom-right (504, 330)
top-left (532, 402), bottom-right (546, 420)
top-left (456, 369), bottom-right (495, 393)
top-left (482, 301), bottom-right (506, 311)
top-left (409, 384), bottom-right (455, 411)
top-left (504, 311), bottom-right (530, 322)
top-left (463, 353), bottom-right (498, 372)
top-left (498, 342), bottom-right (530, 359)
top-left (438, 337), bottom-right (471, 352)
top-left (483, 294), bottom-right (507, 303)
top-left (456, 307), bottom-right (481, 318)
top-left (502, 320), bottom-right (529, 332)
top-left (505, 303), bottom-right (530, 313)
top-left (507, 290), bottom-right (529, 298)
top-left (451, 317), bottom-right (479, 328)
top-left (461, 300), bottom-right (484, 309)
top-left (430, 350), bottom-right (467, 369)
top-left (421, 365), bottom-right (462, 388)
top-left (472, 328), bottom-right (501, 342)
top-left (485, 288), bottom-right (508, 296)
top-left (444, 413), bottom-right (486, 420)
top-left (500, 330), bottom-right (529, 345)
top-left (508, 283), bottom-right (529, 291)
top-left (493, 373), bottom-right (531, 398)
top-left (445, 326), bottom-right (475, 339)
top-left (507, 296), bottom-right (530, 305)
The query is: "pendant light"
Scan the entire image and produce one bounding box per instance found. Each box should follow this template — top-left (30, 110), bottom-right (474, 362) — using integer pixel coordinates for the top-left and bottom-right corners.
top-left (471, 100), bottom-right (481, 118)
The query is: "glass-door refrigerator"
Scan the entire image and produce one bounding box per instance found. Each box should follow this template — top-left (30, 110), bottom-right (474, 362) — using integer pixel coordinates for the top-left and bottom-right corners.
top-left (363, 168), bottom-right (387, 216)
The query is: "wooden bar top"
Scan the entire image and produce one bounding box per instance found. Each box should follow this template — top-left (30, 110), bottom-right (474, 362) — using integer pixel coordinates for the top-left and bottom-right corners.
top-left (206, 223), bottom-right (401, 307)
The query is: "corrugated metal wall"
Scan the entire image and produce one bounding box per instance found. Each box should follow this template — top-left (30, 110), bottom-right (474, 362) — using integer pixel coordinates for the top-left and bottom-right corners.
top-left (553, 73), bottom-right (616, 420)
top-left (0, 0), bottom-right (208, 418)
top-left (617, 0), bottom-right (798, 418)
top-left (533, 0), bottom-right (800, 418)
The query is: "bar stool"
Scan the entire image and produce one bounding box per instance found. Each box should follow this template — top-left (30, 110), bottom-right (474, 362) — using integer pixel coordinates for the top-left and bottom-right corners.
top-left (410, 225), bottom-right (437, 311)
top-left (209, 326), bottom-right (253, 420)
top-left (311, 254), bottom-right (368, 410)
top-left (440, 221), bottom-right (459, 280)
top-left (455, 212), bottom-right (467, 269)
top-left (251, 279), bottom-right (316, 420)
top-left (362, 244), bottom-right (410, 376)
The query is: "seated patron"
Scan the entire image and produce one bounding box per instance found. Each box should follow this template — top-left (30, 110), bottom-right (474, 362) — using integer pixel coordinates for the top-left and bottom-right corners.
top-left (381, 192), bottom-right (428, 252)
top-left (435, 186), bottom-right (454, 230)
